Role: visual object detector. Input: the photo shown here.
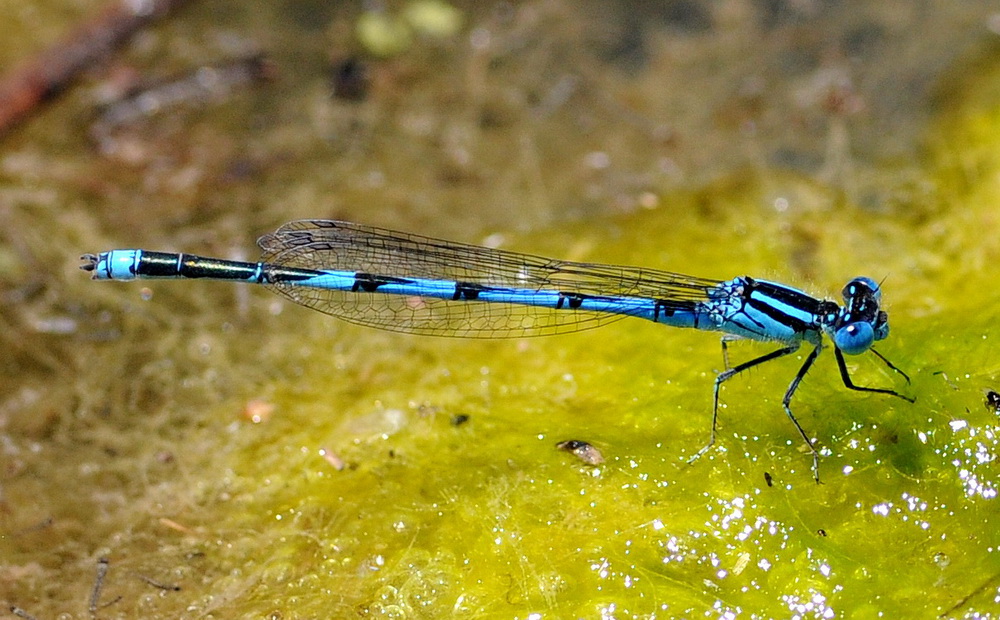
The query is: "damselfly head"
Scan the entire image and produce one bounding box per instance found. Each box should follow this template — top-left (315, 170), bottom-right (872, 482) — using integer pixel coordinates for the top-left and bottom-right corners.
top-left (842, 276), bottom-right (881, 305)
top-left (833, 277), bottom-right (889, 354)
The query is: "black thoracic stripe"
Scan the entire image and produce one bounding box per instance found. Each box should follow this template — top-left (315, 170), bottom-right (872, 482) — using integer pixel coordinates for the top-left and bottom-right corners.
top-left (749, 280), bottom-right (827, 314)
top-left (744, 280), bottom-right (822, 333)
top-left (351, 272), bottom-right (411, 292)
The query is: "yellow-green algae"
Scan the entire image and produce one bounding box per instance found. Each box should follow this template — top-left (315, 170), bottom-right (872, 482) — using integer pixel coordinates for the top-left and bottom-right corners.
top-left (3, 4), bottom-right (1000, 620)
top-left (8, 168), bottom-right (1000, 618)
top-left (218, 198), bottom-right (996, 617)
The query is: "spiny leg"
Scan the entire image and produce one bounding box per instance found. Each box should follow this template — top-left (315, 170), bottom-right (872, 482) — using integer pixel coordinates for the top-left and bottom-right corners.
top-left (868, 348), bottom-right (913, 387)
top-left (689, 344), bottom-right (800, 466)
top-left (780, 344), bottom-right (825, 483)
top-left (835, 348), bottom-right (915, 403)
top-left (719, 335), bottom-right (743, 371)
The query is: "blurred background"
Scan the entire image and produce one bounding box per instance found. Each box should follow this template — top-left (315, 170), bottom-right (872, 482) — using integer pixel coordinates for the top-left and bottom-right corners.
top-left (2, 1), bottom-right (1000, 617)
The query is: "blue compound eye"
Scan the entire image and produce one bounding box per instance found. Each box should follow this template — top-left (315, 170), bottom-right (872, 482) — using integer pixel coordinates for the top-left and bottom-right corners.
top-left (835, 322), bottom-right (875, 355)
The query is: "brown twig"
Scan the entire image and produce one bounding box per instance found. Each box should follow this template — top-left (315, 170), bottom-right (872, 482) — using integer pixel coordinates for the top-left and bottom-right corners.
top-left (0, 0), bottom-right (190, 137)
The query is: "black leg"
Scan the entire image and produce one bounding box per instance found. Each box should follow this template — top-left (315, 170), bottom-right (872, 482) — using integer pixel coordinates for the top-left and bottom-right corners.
top-left (780, 344), bottom-right (824, 483)
top-left (719, 335), bottom-right (741, 371)
top-left (869, 347), bottom-right (912, 385)
top-left (689, 344), bottom-right (800, 466)
top-left (835, 348), bottom-right (915, 403)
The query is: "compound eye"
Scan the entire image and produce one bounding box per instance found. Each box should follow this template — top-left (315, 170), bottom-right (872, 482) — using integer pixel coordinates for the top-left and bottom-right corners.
top-left (835, 322), bottom-right (875, 355)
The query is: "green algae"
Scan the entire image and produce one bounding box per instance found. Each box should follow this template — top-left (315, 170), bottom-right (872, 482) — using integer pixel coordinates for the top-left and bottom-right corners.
top-left (3, 2), bottom-right (1000, 619)
top-left (163, 194), bottom-right (967, 618)
top-left (18, 177), bottom-right (998, 617)
top-left (7, 162), bottom-right (1000, 618)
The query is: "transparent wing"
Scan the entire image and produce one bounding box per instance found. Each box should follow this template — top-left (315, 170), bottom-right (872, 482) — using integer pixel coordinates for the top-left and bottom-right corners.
top-left (257, 219), bottom-right (722, 338)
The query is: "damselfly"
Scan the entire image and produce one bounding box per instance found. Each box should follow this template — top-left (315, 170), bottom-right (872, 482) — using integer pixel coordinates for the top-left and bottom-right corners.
top-left (82, 220), bottom-right (913, 480)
